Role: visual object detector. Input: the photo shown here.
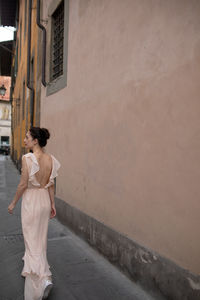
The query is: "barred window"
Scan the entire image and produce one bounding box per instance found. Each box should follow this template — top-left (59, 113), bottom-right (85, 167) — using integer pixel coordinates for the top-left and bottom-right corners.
top-left (51, 1), bottom-right (64, 81)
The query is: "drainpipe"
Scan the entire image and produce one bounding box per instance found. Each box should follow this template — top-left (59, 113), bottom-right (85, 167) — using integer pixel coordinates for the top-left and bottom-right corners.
top-left (27, 0), bottom-right (34, 127)
top-left (36, 0), bottom-right (47, 87)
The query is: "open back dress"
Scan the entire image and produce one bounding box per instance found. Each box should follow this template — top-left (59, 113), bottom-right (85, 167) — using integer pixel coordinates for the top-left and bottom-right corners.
top-left (21, 152), bottom-right (60, 300)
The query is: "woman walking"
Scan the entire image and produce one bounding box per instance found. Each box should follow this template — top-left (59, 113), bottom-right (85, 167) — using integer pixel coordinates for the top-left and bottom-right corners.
top-left (8, 127), bottom-right (60, 300)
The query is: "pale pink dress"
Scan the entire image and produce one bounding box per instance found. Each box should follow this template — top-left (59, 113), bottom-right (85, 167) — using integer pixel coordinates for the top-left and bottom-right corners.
top-left (21, 153), bottom-right (60, 300)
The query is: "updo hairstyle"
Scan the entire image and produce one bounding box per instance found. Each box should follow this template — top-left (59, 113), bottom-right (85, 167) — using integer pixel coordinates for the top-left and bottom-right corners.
top-left (29, 127), bottom-right (50, 147)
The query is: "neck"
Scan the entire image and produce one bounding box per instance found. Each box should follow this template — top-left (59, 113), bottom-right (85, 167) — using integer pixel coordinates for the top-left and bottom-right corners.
top-left (32, 145), bottom-right (44, 154)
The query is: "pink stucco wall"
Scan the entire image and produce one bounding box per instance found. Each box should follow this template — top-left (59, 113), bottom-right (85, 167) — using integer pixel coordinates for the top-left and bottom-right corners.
top-left (41, 0), bottom-right (200, 274)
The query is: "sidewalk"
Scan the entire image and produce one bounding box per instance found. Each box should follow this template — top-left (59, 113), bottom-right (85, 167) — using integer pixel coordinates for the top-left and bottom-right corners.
top-left (0, 156), bottom-right (165, 300)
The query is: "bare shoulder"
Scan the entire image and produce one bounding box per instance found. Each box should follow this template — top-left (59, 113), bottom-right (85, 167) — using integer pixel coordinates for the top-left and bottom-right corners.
top-left (23, 153), bottom-right (31, 158)
top-left (44, 153), bottom-right (53, 163)
top-left (22, 153), bottom-right (31, 162)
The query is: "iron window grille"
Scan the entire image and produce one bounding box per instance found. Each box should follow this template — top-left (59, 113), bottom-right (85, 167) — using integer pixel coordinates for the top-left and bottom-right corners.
top-left (51, 1), bottom-right (64, 81)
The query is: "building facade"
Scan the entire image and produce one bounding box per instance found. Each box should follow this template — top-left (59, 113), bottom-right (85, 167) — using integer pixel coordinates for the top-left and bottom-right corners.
top-left (11, 0), bottom-right (42, 167)
top-left (0, 76), bottom-right (11, 153)
top-left (0, 99), bottom-right (11, 152)
top-left (40, 1), bottom-right (200, 298)
top-left (9, 0), bottom-right (200, 298)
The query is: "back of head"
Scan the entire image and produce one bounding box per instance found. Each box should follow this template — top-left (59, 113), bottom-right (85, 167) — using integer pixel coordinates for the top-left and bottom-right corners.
top-left (29, 127), bottom-right (50, 147)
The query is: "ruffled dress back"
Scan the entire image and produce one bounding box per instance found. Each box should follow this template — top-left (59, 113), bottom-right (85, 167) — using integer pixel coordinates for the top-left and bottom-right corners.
top-left (21, 153), bottom-right (60, 300)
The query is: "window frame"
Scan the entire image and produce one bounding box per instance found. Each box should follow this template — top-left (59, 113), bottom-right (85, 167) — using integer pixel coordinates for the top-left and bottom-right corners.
top-left (51, 0), bottom-right (64, 81)
top-left (47, 0), bottom-right (69, 96)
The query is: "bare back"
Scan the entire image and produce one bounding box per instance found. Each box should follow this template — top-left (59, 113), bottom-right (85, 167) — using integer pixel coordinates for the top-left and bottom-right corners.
top-left (33, 153), bottom-right (52, 188)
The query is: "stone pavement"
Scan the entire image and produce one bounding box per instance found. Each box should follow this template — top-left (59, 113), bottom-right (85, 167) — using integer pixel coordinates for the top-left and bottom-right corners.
top-left (0, 155), bottom-right (166, 300)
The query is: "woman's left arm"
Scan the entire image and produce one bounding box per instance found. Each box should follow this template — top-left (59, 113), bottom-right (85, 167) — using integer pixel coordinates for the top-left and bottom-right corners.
top-left (8, 156), bottom-right (29, 214)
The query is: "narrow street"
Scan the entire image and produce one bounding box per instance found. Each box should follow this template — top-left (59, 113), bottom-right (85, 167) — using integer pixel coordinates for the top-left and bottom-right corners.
top-left (0, 155), bottom-right (164, 300)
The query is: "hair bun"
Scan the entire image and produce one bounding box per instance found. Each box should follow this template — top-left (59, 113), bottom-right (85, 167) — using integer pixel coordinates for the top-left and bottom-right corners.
top-left (41, 128), bottom-right (50, 140)
top-left (29, 127), bottom-right (50, 147)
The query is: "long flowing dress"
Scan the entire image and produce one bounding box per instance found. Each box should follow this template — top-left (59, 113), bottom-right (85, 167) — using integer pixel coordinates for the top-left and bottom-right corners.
top-left (20, 153), bottom-right (60, 300)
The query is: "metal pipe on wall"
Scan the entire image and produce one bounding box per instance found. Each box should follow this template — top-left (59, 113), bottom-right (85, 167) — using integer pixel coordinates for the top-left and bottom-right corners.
top-left (36, 0), bottom-right (47, 87)
top-left (27, 0), bottom-right (34, 127)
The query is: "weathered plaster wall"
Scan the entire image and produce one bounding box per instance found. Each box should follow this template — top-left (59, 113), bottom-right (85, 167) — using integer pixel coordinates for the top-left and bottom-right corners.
top-left (0, 101), bottom-right (11, 145)
top-left (41, 0), bottom-right (200, 275)
top-left (12, 0), bottom-right (42, 164)
top-left (0, 76), bottom-right (11, 101)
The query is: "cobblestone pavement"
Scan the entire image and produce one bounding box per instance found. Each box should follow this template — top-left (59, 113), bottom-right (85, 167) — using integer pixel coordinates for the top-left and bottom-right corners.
top-left (0, 155), bottom-right (165, 300)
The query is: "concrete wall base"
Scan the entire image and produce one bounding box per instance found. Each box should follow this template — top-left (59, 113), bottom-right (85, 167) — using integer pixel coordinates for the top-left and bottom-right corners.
top-left (55, 197), bottom-right (200, 300)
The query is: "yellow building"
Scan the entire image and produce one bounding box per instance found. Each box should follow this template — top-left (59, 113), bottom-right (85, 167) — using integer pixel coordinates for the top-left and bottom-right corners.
top-left (11, 0), bottom-right (42, 168)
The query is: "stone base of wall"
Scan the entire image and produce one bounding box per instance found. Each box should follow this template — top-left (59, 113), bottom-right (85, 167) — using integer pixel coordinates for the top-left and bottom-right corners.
top-left (55, 197), bottom-right (200, 300)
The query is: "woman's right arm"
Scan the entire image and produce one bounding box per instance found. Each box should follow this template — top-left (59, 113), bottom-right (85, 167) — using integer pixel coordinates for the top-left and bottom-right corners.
top-left (48, 184), bottom-right (56, 218)
top-left (8, 156), bottom-right (28, 214)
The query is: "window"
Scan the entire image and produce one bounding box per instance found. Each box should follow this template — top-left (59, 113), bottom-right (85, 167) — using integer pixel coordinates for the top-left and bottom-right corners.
top-left (51, 0), bottom-right (64, 80)
top-left (1, 136), bottom-right (9, 146)
top-left (47, 0), bottom-right (69, 96)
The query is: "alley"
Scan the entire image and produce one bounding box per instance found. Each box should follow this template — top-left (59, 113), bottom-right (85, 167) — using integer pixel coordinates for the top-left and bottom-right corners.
top-left (0, 155), bottom-right (165, 300)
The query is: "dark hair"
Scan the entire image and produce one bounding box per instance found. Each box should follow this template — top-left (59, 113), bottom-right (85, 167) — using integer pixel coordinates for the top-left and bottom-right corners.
top-left (29, 127), bottom-right (50, 147)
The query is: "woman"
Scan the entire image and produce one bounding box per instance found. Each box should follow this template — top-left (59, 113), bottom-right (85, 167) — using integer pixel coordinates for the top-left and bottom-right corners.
top-left (8, 127), bottom-right (60, 300)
